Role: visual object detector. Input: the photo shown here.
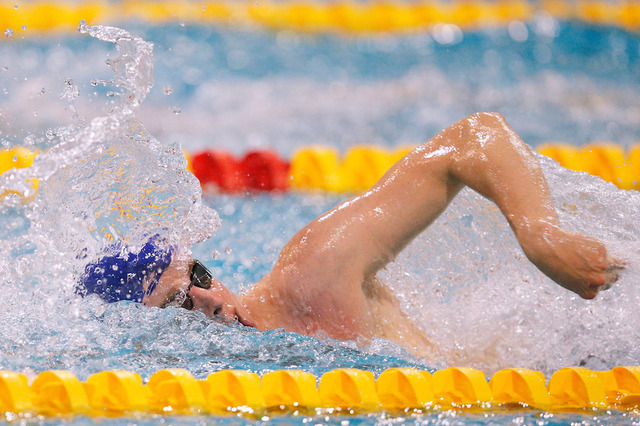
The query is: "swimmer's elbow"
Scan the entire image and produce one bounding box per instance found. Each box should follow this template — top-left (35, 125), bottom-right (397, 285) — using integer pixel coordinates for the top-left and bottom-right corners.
top-left (466, 112), bottom-right (507, 128)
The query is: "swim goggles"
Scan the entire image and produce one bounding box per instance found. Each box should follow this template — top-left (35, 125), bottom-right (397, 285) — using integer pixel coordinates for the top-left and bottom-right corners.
top-left (168, 259), bottom-right (213, 310)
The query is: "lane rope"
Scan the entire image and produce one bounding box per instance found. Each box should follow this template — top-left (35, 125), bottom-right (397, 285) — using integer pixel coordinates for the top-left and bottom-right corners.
top-left (1, 143), bottom-right (639, 199)
top-left (2, 366), bottom-right (640, 416)
top-left (1, 0), bottom-right (639, 37)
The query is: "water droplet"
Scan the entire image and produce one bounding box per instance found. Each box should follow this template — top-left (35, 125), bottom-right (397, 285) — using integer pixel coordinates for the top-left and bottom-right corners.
top-left (78, 19), bottom-right (88, 33)
top-left (13, 4), bottom-right (17, 9)
top-left (4, 29), bottom-right (14, 38)
top-left (45, 130), bottom-right (56, 140)
top-left (12, 155), bottom-right (17, 162)
top-left (21, 25), bottom-right (26, 31)
top-left (163, 85), bottom-right (173, 95)
top-left (33, 112), bottom-right (38, 117)
top-left (211, 250), bottom-right (220, 260)
top-left (225, 247), bottom-right (232, 254)
top-left (40, 87), bottom-right (45, 94)
top-left (172, 106), bottom-right (181, 115)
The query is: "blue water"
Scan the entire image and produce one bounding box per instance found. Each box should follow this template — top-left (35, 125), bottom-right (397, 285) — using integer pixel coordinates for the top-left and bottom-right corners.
top-left (1, 16), bottom-right (640, 425)
top-left (1, 21), bottom-right (639, 153)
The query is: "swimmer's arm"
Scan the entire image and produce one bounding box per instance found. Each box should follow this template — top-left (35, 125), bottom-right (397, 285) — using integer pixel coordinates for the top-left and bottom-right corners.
top-left (289, 112), bottom-right (620, 299)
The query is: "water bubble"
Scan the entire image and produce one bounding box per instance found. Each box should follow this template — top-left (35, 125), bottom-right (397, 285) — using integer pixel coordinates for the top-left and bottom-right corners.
top-left (78, 19), bottom-right (88, 33)
top-left (211, 250), bottom-right (220, 260)
top-left (45, 130), bottom-right (56, 140)
top-left (4, 29), bottom-right (14, 38)
top-left (172, 106), bottom-right (181, 115)
top-left (163, 85), bottom-right (173, 95)
top-left (508, 20), bottom-right (529, 42)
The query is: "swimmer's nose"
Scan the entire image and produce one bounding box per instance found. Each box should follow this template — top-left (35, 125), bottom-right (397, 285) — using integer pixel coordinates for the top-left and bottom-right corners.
top-left (189, 286), bottom-right (238, 322)
top-left (207, 303), bottom-right (237, 323)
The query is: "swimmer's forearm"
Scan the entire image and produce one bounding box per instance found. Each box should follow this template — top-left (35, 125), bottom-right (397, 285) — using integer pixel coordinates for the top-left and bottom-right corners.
top-left (436, 112), bottom-right (620, 298)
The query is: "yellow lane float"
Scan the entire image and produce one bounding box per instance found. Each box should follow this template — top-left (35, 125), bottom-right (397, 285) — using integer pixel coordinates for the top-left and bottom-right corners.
top-left (2, 366), bottom-right (640, 417)
top-left (1, 143), bottom-right (639, 200)
top-left (1, 0), bottom-right (640, 36)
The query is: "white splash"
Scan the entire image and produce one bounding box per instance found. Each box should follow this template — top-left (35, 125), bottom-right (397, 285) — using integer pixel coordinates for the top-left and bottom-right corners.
top-left (0, 23), bottom-right (219, 362)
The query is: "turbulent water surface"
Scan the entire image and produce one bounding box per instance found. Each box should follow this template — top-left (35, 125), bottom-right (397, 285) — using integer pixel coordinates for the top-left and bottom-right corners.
top-left (0, 19), bottom-right (639, 425)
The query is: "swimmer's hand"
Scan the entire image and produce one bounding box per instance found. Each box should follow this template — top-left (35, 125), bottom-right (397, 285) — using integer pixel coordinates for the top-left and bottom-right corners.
top-left (519, 223), bottom-right (625, 299)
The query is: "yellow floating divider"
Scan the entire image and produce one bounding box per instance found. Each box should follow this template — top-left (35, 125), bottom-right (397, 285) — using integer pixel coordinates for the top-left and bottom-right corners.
top-left (289, 145), bottom-right (411, 193)
top-left (598, 366), bottom-right (640, 408)
top-left (1, 0), bottom-right (640, 37)
top-left (0, 147), bottom-right (39, 201)
top-left (432, 367), bottom-right (493, 406)
top-left (4, 367), bottom-right (640, 416)
top-left (318, 368), bottom-right (379, 410)
top-left (261, 369), bottom-right (320, 408)
top-left (146, 368), bottom-right (206, 414)
top-left (201, 369), bottom-right (264, 412)
top-left (489, 368), bottom-right (551, 409)
top-left (85, 370), bottom-right (150, 415)
top-left (547, 367), bottom-right (608, 410)
top-left (376, 367), bottom-right (434, 409)
top-left (538, 142), bottom-right (640, 191)
top-left (0, 371), bottom-right (33, 414)
top-left (340, 146), bottom-right (396, 192)
top-left (289, 146), bottom-right (344, 192)
top-left (31, 370), bottom-right (90, 416)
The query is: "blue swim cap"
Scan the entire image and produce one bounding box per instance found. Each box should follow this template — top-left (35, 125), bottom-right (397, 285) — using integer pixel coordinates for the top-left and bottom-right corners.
top-left (78, 236), bottom-right (173, 303)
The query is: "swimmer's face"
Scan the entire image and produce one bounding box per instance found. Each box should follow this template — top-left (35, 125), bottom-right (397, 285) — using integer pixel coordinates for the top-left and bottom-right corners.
top-left (144, 259), bottom-right (255, 328)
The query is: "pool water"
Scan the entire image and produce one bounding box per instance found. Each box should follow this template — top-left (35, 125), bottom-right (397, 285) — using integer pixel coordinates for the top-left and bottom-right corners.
top-left (1, 14), bottom-right (640, 425)
top-left (2, 20), bottom-right (639, 152)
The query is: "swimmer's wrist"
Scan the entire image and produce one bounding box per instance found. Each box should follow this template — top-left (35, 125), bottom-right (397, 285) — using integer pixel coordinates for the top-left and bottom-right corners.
top-left (514, 220), bottom-right (560, 260)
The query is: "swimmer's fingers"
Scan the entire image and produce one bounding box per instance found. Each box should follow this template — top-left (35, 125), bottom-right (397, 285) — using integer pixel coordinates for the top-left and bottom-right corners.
top-left (606, 256), bottom-right (627, 271)
top-left (597, 257), bottom-right (625, 292)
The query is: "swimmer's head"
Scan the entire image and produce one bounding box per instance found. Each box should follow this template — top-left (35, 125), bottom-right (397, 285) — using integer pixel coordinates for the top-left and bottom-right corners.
top-left (78, 236), bottom-right (173, 303)
top-left (80, 238), bottom-right (256, 328)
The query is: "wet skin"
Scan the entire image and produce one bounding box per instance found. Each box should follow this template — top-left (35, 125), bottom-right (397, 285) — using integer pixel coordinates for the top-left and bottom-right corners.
top-left (145, 112), bottom-right (624, 358)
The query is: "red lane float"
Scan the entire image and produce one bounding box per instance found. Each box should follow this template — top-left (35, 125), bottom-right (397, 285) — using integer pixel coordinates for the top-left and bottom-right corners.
top-left (189, 149), bottom-right (290, 192)
top-left (240, 150), bottom-right (290, 191)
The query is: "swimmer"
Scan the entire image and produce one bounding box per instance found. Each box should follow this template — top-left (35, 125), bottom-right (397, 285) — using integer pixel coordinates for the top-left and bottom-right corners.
top-left (79, 112), bottom-right (624, 357)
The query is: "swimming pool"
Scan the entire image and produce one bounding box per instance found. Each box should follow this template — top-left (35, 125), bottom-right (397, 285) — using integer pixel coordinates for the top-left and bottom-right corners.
top-left (1, 2), bottom-right (640, 423)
